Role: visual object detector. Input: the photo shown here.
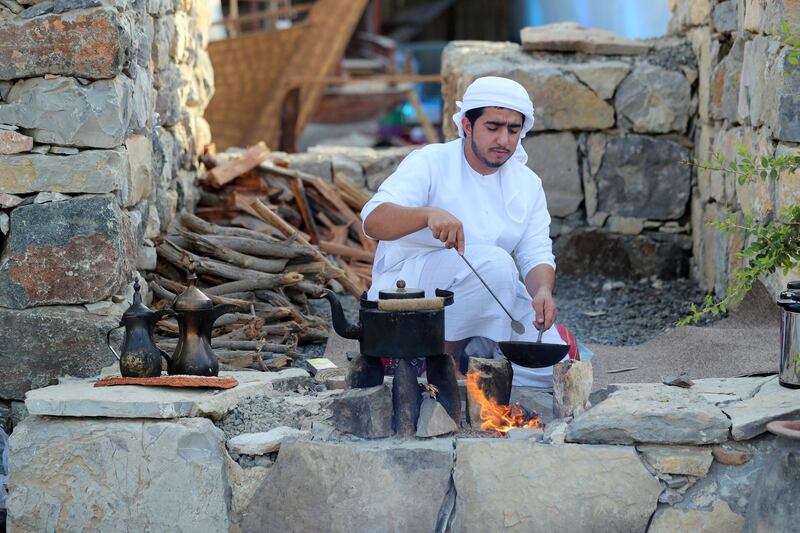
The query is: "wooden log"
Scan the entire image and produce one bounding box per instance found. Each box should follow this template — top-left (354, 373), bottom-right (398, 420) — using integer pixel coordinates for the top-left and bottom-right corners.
top-left (177, 230), bottom-right (288, 273)
top-left (552, 360), bottom-right (593, 419)
top-left (190, 234), bottom-right (314, 260)
top-left (180, 212), bottom-right (281, 243)
top-left (204, 273), bottom-right (303, 295)
top-left (318, 241), bottom-right (375, 262)
top-left (333, 173), bottom-right (370, 210)
top-left (157, 239), bottom-right (271, 282)
top-left (208, 141), bottom-right (271, 188)
top-left (250, 199), bottom-right (363, 296)
top-left (149, 275), bottom-right (252, 309)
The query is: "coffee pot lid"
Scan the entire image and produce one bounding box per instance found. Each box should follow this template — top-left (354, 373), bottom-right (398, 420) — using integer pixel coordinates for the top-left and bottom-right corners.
top-left (173, 266), bottom-right (213, 310)
top-left (121, 280), bottom-right (156, 319)
top-left (378, 280), bottom-right (425, 300)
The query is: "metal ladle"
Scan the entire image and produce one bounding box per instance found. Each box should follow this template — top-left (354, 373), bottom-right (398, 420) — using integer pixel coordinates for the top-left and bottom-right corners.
top-left (459, 253), bottom-right (526, 335)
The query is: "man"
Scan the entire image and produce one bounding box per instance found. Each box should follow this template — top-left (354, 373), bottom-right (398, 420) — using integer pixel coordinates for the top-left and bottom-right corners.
top-left (361, 76), bottom-right (566, 387)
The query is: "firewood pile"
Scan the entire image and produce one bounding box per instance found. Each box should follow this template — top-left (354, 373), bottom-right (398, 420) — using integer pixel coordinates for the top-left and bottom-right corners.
top-left (149, 142), bottom-right (375, 372)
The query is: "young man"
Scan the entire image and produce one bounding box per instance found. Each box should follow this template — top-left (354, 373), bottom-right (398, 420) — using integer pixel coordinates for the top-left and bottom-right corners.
top-left (361, 76), bottom-right (565, 387)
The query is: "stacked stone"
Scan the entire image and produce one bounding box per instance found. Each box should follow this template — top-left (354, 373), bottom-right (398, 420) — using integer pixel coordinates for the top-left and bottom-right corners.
top-left (441, 22), bottom-right (698, 280)
top-left (0, 0), bottom-right (214, 422)
top-left (669, 0), bottom-right (800, 297)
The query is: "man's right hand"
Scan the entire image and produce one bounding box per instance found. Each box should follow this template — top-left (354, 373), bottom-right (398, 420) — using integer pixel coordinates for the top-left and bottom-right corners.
top-left (426, 207), bottom-right (465, 255)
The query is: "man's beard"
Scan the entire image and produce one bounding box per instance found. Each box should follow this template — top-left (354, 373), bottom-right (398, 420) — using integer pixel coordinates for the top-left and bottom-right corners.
top-left (471, 136), bottom-right (512, 169)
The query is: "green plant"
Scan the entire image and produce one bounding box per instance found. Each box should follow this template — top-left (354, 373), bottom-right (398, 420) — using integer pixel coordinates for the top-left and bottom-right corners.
top-left (679, 24), bottom-right (800, 326)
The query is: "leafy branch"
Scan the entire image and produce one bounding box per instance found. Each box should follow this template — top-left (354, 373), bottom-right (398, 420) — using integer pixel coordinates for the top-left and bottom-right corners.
top-left (783, 21), bottom-right (800, 65)
top-left (681, 146), bottom-right (800, 186)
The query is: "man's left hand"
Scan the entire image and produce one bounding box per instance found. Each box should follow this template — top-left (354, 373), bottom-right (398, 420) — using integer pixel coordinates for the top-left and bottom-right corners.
top-left (532, 288), bottom-right (557, 332)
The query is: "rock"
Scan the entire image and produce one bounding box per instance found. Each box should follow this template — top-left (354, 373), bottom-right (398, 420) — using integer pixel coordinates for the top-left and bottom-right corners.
top-left (240, 439), bottom-right (454, 532)
top-left (30, 144), bottom-right (50, 154)
top-left (554, 228), bottom-right (691, 279)
top-left (509, 388), bottom-right (554, 425)
top-left (615, 63), bottom-right (691, 133)
top-left (0, 193), bottom-right (22, 208)
top-left (0, 212), bottom-right (8, 235)
top-left (564, 60), bottom-right (630, 100)
top-left (553, 360), bottom-right (592, 418)
top-left (225, 457), bottom-right (270, 525)
top-left (32, 191), bottom-right (70, 204)
top-left (123, 134), bottom-right (153, 206)
top-left (227, 426), bottom-right (309, 455)
top-left (520, 22), bottom-right (650, 55)
top-left (691, 376), bottom-right (774, 405)
top-left (309, 145), bottom-right (414, 191)
top-left (0, 0), bottom-right (23, 13)
top-left (722, 377), bottom-right (800, 440)
top-left (737, 36), bottom-right (782, 129)
top-left (605, 215), bottom-right (645, 235)
top-left (47, 145), bottom-right (79, 155)
top-left (416, 396), bottom-right (458, 437)
top-left (83, 300), bottom-right (114, 315)
top-left (440, 41), bottom-right (614, 137)
top-left (135, 245), bottom-right (157, 271)
top-left (0, 148), bottom-right (127, 195)
top-left (742, 440), bottom-right (800, 532)
top-left (712, 442), bottom-right (753, 465)
top-left (331, 154), bottom-right (366, 188)
top-left (282, 152), bottom-right (333, 182)
top-left (650, 500), bottom-right (744, 532)
top-left (453, 440), bottom-right (661, 532)
top-left (0, 194), bottom-right (135, 308)
top-left (524, 132), bottom-right (582, 217)
top-left (712, 0), bottom-right (738, 32)
top-left (0, 8), bottom-right (132, 80)
top-left (466, 357), bottom-right (513, 430)
top-left (768, 50), bottom-right (800, 143)
top-left (24, 370), bottom-right (304, 419)
top-left (7, 416), bottom-right (229, 532)
top-left (0, 129), bottom-right (33, 154)
top-left (659, 487), bottom-right (685, 504)
top-left (566, 384), bottom-right (731, 445)
top-left (331, 384), bottom-right (393, 438)
top-left (506, 428), bottom-right (543, 441)
top-left (542, 417), bottom-right (570, 444)
top-left (20, 0), bottom-right (52, 17)
top-left (637, 445), bottom-right (714, 477)
top-left (52, 0), bottom-right (100, 13)
top-left (595, 134), bottom-right (691, 220)
top-left (0, 76), bottom-right (132, 149)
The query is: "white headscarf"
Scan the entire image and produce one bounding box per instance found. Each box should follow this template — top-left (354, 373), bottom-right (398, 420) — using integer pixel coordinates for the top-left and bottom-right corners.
top-left (452, 76), bottom-right (535, 165)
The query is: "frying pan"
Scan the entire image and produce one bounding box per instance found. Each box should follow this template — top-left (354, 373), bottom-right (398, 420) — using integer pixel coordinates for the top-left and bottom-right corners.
top-left (498, 327), bottom-right (571, 368)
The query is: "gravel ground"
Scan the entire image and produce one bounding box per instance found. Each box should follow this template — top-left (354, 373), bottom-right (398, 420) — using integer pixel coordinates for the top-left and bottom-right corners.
top-left (553, 274), bottom-right (717, 346)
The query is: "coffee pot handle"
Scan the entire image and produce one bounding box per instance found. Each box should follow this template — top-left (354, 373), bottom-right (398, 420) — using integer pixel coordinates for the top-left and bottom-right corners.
top-left (106, 325), bottom-right (124, 361)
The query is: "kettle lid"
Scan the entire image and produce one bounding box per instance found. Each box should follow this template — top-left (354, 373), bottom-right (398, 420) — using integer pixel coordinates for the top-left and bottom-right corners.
top-left (378, 280), bottom-right (425, 300)
top-left (173, 270), bottom-right (213, 310)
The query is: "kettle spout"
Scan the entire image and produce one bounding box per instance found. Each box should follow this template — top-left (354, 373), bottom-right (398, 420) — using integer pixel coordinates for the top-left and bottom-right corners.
top-left (321, 289), bottom-right (361, 340)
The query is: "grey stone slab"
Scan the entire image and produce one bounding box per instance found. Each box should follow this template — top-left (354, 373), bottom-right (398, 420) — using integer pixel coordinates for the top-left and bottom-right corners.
top-left (453, 440), bottom-right (661, 532)
top-left (0, 129), bottom-right (33, 154)
top-left (722, 377), bottom-right (800, 440)
top-left (566, 384), bottom-right (730, 445)
top-left (7, 416), bottom-right (229, 532)
top-left (637, 445), bottom-right (714, 477)
top-left (524, 132), bottom-right (582, 217)
top-left (650, 500), bottom-right (744, 533)
top-left (227, 426), bottom-right (309, 455)
top-left (416, 396), bottom-right (458, 437)
top-left (712, 0), bottom-right (738, 32)
top-left (25, 369), bottom-right (310, 419)
top-left (0, 148), bottom-right (126, 194)
top-left (0, 194), bottom-right (135, 307)
top-left (521, 21), bottom-right (650, 55)
top-left (240, 439), bottom-right (455, 533)
top-left (691, 375), bottom-right (774, 405)
top-left (564, 60), bottom-right (630, 100)
top-left (615, 62), bottom-right (692, 133)
top-left (0, 76), bottom-right (132, 149)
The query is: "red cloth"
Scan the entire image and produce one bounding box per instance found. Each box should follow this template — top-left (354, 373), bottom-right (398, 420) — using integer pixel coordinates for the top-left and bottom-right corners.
top-left (556, 324), bottom-right (580, 360)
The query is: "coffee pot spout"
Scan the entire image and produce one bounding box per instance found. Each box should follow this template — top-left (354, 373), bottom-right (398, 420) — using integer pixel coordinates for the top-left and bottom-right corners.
top-left (320, 288), bottom-right (361, 339)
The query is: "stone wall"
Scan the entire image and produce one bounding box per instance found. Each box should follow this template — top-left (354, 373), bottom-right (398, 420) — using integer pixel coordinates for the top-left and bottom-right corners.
top-left (441, 24), bottom-right (698, 280)
top-left (0, 0), bottom-right (214, 411)
top-left (669, 0), bottom-right (800, 297)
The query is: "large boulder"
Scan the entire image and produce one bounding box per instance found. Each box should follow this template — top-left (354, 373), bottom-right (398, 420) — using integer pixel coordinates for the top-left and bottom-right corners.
top-left (453, 440), bottom-right (661, 532)
top-left (594, 134), bottom-right (691, 220)
top-left (0, 7), bottom-right (132, 80)
top-left (7, 416), bottom-right (230, 532)
top-left (524, 132), bottom-right (582, 217)
top-left (0, 76), bottom-right (133, 149)
top-left (615, 63), bottom-right (692, 133)
top-left (0, 306), bottom-right (118, 400)
top-left (520, 22), bottom-right (650, 55)
top-left (0, 194), bottom-right (136, 308)
top-left (240, 439), bottom-right (454, 532)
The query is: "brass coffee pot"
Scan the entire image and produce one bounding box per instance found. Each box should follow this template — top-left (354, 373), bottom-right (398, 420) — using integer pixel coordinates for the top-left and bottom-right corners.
top-left (106, 281), bottom-right (173, 378)
top-left (169, 271), bottom-right (236, 376)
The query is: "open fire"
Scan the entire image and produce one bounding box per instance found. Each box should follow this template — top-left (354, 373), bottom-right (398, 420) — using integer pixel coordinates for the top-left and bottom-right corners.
top-left (465, 371), bottom-right (541, 433)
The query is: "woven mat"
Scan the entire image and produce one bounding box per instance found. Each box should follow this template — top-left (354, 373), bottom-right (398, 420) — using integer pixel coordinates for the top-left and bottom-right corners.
top-left (94, 375), bottom-right (239, 389)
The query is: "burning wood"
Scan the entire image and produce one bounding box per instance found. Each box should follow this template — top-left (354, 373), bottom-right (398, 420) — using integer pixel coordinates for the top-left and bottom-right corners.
top-left (465, 372), bottom-right (542, 433)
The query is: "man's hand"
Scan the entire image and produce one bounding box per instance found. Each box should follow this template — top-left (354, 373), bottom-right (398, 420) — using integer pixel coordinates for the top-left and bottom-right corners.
top-left (532, 287), bottom-right (557, 332)
top-left (426, 207), bottom-right (465, 255)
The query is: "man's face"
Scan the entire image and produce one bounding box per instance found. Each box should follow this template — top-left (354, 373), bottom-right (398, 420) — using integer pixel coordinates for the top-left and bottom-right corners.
top-left (463, 107), bottom-right (524, 170)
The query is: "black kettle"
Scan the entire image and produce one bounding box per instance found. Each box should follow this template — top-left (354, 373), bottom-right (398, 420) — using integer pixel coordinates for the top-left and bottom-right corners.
top-left (106, 281), bottom-right (173, 378)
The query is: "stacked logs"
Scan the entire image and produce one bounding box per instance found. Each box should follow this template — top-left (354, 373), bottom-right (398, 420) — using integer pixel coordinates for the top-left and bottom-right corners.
top-left (148, 142), bottom-right (377, 372)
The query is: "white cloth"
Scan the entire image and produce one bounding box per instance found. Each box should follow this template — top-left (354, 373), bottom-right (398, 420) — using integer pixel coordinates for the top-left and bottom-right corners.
top-left (452, 76), bottom-right (535, 165)
top-left (361, 139), bottom-right (564, 387)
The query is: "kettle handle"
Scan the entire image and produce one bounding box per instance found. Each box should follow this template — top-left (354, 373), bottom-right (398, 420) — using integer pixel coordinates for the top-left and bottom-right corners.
top-left (106, 325), bottom-right (124, 361)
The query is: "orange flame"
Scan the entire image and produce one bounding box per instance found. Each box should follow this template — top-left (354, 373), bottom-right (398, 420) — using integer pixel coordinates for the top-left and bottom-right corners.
top-left (465, 371), bottom-right (541, 433)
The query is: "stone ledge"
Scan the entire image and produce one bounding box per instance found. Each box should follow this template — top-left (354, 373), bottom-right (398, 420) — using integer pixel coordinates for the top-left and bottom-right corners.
top-left (25, 369), bottom-right (311, 420)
